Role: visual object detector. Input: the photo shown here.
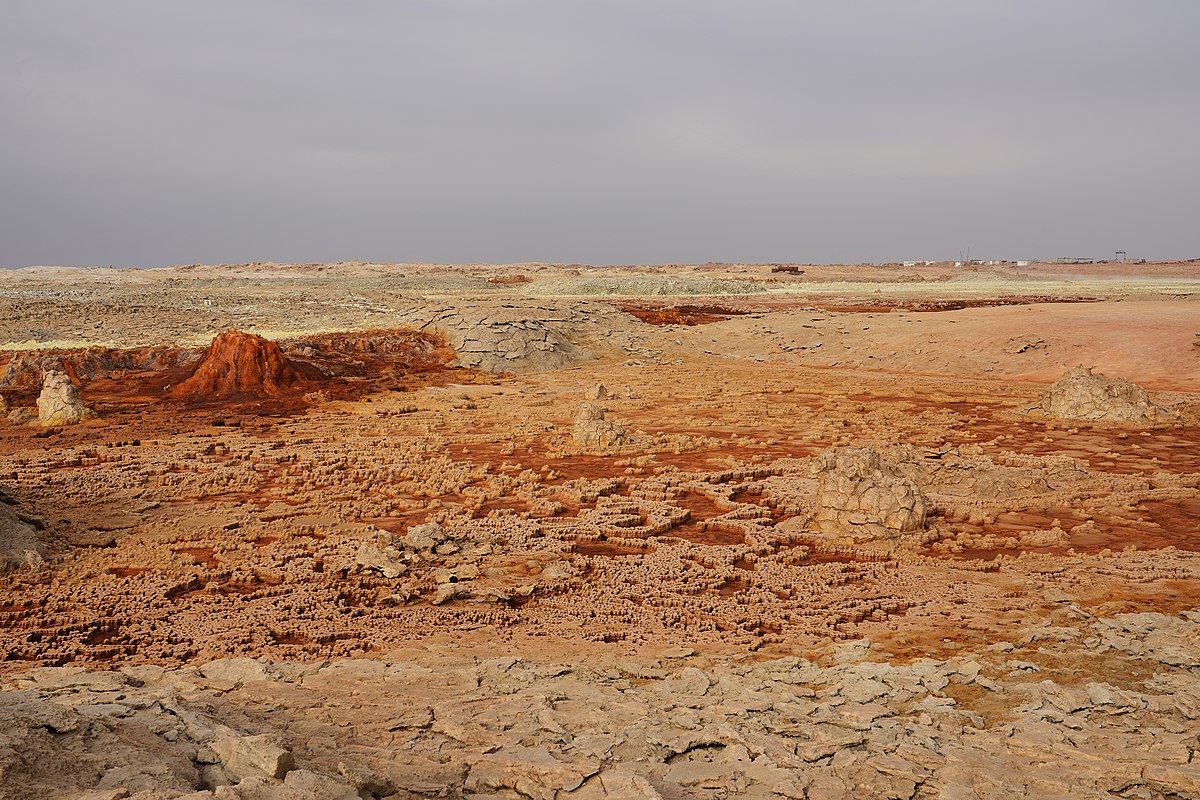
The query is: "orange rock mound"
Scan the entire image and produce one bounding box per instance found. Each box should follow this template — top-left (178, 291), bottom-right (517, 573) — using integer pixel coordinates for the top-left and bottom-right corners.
top-left (169, 330), bottom-right (311, 401)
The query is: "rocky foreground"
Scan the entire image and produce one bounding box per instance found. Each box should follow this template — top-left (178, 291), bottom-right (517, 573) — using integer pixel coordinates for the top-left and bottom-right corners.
top-left (4, 605), bottom-right (1200, 800)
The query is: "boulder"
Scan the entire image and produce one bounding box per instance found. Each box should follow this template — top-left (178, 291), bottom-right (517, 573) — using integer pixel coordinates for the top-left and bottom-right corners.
top-left (213, 734), bottom-right (294, 781)
top-left (36, 370), bottom-right (94, 426)
top-left (404, 522), bottom-right (446, 551)
top-left (337, 761), bottom-right (396, 796)
top-left (1039, 366), bottom-right (1172, 423)
top-left (572, 403), bottom-right (627, 449)
top-left (355, 537), bottom-right (410, 579)
top-left (0, 498), bottom-right (46, 571)
top-left (809, 447), bottom-right (927, 539)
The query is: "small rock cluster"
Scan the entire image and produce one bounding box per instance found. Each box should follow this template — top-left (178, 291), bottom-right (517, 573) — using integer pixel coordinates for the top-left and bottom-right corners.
top-left (1039, 365), bottom-right (1173, 423)
top-left (808, 447), bottom-right (927, 539)
top-left (354, 522), bottom-right (458, 580)
top-left (572, 403), bottom-right (627, 449)
top-left (353, 522), bottom-right (522, 605)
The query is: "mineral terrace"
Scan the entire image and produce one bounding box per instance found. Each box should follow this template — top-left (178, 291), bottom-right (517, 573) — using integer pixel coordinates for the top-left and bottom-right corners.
top-left (2, 259), bottom-right (1200, 799)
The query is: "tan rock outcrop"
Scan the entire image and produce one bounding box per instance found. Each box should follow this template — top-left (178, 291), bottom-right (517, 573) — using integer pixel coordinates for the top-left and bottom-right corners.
top-left (572, 403), bottom-right (627, 449)
top-left (809, 447), bottom-right (927, 539)
top-left (7, 407), bottom-right (35, 425)
top-left (35, 370), bottom-right (93, 426)
top-left (0, 496), bottom-right (46, 571)
top-left (394, 300), bottom-right (649, 373)
top-left (1039, 366), bottom-right (1172, 423)
top-left (214, 733), bottom-right (295, 781)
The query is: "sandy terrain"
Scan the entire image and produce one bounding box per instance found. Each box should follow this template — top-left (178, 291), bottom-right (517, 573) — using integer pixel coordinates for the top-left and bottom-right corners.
top-left (1, 260), bottom-right (1199, 799)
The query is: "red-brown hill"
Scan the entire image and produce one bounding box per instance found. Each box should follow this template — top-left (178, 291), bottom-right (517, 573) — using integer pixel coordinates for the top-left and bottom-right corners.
top-left (168, 330), bottom-right (317, 402)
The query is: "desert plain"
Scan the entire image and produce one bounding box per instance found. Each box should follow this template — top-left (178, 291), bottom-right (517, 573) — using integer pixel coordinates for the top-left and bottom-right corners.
top-left (2, 259), bottom-right (1200, 799)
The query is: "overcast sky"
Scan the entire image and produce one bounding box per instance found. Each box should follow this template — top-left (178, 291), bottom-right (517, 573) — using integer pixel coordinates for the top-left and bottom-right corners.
top-left (2, 1), bottom-right (1198, 268)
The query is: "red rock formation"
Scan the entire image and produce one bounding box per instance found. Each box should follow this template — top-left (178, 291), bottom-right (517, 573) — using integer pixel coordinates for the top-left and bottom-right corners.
top-left (0, 345), bottom-right (192, 391)
top-left (169, 330), bottom-right (310, 401)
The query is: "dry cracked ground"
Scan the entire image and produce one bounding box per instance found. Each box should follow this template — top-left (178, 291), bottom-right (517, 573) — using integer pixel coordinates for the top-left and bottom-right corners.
top-left (2, 260), bottom-right (1200, 799)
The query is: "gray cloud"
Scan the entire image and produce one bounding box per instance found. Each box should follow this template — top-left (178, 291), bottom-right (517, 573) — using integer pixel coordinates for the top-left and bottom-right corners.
top-left (2, 0), bottom-right (1197, 267)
